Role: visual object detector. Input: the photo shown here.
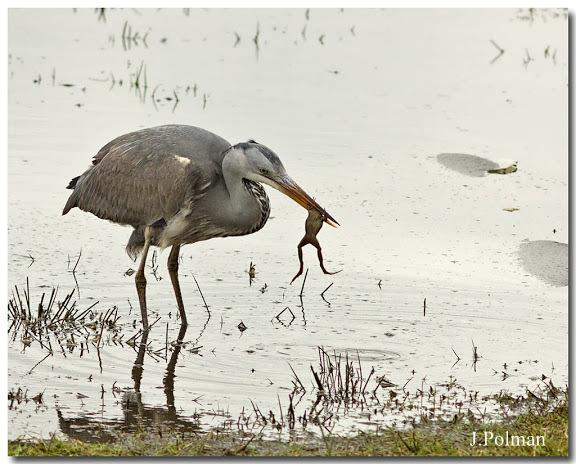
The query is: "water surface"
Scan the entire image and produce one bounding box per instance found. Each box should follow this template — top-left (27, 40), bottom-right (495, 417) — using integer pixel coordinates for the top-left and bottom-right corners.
top-left (8, 8), bottom-right (568, 440)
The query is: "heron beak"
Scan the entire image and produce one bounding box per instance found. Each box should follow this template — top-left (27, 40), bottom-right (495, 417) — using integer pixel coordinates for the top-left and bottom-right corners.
top-left (274, 176), bottom-right (340, 227)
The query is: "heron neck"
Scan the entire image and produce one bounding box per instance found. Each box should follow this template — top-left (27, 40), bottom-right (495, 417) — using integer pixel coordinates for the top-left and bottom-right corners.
top-left (221, 151), bottom-right (264, 231)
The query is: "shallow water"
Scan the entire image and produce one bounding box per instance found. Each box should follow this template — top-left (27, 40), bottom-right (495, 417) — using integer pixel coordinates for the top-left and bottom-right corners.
top-left (518, 240), bottom-right (569, 287)
top-left (8, 8), bottom-right (568, 440)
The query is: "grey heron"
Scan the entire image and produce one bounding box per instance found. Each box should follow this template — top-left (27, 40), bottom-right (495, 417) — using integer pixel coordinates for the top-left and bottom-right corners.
top-left (62, 125), bottom-right (338, 330)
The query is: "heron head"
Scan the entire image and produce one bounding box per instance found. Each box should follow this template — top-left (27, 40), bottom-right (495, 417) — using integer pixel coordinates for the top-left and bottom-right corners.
top-left (232, 140), bottom-right (339, 227)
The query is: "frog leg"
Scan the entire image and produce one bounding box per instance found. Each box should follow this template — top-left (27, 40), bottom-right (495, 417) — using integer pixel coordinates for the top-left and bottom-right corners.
top-left (290, 239), bottom-right (307, 284)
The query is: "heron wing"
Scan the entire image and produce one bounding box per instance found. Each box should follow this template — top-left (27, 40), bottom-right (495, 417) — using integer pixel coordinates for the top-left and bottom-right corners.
top-left (63, 125), bottom-right (231, 227)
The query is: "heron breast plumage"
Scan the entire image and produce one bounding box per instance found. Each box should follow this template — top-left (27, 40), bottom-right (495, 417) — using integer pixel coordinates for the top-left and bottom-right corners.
top-left (157, 180), bottom-right (270, 249)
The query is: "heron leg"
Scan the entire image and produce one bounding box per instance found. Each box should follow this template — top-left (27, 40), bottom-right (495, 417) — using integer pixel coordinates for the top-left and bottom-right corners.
top-left (167, 244), bottom-right (187, 326)
top-left (135, 228), bottom-right (152, 331)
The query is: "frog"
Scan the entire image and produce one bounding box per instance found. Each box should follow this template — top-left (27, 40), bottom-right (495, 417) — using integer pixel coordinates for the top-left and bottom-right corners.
top-left (290, 209), bottom-right (341, 284)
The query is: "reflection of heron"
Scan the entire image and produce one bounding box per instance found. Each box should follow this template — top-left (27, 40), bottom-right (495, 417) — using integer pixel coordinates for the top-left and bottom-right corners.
top-left (57, 325), bottom-right (194, 441)
top-left (63, 125), bottom-right (338, 329)
top-left (132, 325), bottom-right (188, 416)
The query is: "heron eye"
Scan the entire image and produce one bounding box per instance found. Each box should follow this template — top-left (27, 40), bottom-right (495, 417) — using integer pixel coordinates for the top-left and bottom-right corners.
top-left (260, 168), bottom-right (269, 175)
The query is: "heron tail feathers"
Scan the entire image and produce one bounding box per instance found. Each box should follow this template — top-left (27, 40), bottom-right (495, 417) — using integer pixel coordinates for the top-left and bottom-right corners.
top-left (67, 176), bottom-right (80, 189)
top-left (62, 176), bottom-right (81, 215)
top-left (62, 193), bottom-right (77, 216)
